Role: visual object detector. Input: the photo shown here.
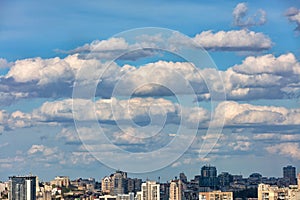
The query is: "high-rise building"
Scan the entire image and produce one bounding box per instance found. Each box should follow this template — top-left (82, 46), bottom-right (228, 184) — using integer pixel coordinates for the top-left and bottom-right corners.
top-left (169, 180), bottom-right (183, 200)
top-left (102, 176), bottom-right (113, 194)
top-left (199, 190), bottom-right (233, 200)
top-left (283, 165), bottom-right (296, 185)
top-left (112, 171), bottom-right (128, 195)
top-left (179, 173), bottom-right (187, 183)
top-left (9, 176), bottom-right (37, 200)
top-left (141, 181), bottom-right (160, 200)
top-left (199, 165), bottom-right (218, 190)
top-left (127, 178), bottom-right (142, 193)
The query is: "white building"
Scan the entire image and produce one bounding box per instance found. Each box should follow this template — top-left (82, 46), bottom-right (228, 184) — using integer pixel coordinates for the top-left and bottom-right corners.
top-left (50, 176), bottom-right (70, 188)
top-left (258, 183), bottom-right (300, 200)
top-left (140, 181), bottom-right (160, 200)
top-left (199, 190), bottom-right (233, 200)
top-left (169, 180), bottom-right (183, 200)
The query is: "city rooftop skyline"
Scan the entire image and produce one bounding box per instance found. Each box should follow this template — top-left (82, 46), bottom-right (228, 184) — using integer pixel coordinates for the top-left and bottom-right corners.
top-left (1, 164), bottom-right (298, 183)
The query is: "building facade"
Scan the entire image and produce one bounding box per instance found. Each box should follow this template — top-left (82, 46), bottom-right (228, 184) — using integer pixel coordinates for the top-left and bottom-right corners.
top-left (199, 191), bottom-right (233, 200)
top-left (199, 165), bottom-right (218, 190)
top-left (50, 176), bottom-right (70, 188)
top-left (169, 180), bottom-right (183, 200)
top-left (283, 165), bottom-right (296, 185)
top-left (9, 176), bottom-right (37, 200)
top-left (258, 183), bottom-right (300, 200)
top-left (141, 181), bottom-right (160, 200)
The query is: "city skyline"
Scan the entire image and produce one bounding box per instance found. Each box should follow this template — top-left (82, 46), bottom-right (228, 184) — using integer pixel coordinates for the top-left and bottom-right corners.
top-left (1, 164), bottom-right (298, 183)
top-left (0, 0), bottom-right (300, 182)
top-left (1, 164), bottom-right (300, 199)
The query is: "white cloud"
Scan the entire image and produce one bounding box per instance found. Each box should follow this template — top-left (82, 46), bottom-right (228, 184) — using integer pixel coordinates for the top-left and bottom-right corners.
top-left (232, 53), bottom-right (300, 75)
top-left (33, 97), bottom-right (209, 129)
top-left (285, 7), bottom-right (300, 32)
top-left (5, 55), bottom-right (93, 85)
top-left (6, 47), bottom-right (300, 104)
top-left (194, 29), bottom-right (272, 51)
top-left (229, 141), bottom-right (251, 151)
top-left (0, 58), bottom-right (12, 69)
top-left (214, 101), bottom-right (300, 126)
top-left (199, 53), bottom-right (300, 101)
top-left (27, 144), bottom-right (58, 156)
top-left (266, 143), bottom-right (300, 160)
top-left (233, 2), bottom-right (267, 28)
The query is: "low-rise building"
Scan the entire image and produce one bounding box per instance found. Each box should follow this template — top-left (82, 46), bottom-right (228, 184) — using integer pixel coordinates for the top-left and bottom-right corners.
top-left (258, 183), bottom-right (300, 200)
top-left (199, 190), bottom-right (233, 200)
top-left (50, 176), bottom-right (70, 188)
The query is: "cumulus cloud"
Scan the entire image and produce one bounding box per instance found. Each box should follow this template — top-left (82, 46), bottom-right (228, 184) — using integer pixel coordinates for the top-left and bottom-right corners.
top-left (33, 97), bottom-right (209, 129)
top-left (198, 53), bottom-right (300, 101)
top-left (27, 144), bottom-right (58, 156)
top-left (0, 109), bottom-right (31, 132)
top-left (0, 50), bottom-right (299, 106)
top-left (214, 101), bottom-right (300, 126)
top-left (233, 2), bottom-right (267, 28)
top-left (285, 7), bottom-right (300, 32)
top-left (194, 29), bottom-right (272, 51)
top-left (65, 37), bottom-right (159, 61)
top-left (232, 53), bottom-right (300, 75)
top-left (266, 143), bottom-right (300, 160)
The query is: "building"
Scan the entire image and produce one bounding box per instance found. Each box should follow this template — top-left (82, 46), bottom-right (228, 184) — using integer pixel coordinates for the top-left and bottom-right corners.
top-left (117, 193), bottom-right (134, 200)
top-left (297, 173), bottom-right (300, 189)
top-left (135, 191), bottom-right (142, 200)
top-left (258, 183), bottom-right (300, 200)
top-left (102, 176), bottom-right (113, 194)
top-left (112, 171), bottom-right (128, 195)
top-left (179, 173), bottom-right (187, 184)
top-left (169, 180), bottom-right (183, 200)
top-left (50, 176), bottom-right (70, 188)
top-left (98, 194), bottom-right (117, 200)
top-left (127, 178), bottom-right (142, 193)
top-left (0, 182), bottom-right (8, 199)
top-left (199, 165), bottom-right (218, 190)
top-left (141, 181), bottom-right (160, 200)
top-left (8, 176), bottom-right (37, 200)
top-left (199, 191), bottom-right (233, 200)
top-left (283, 165), bottom-right (296, 185)
top-left (218, 172), bottom-right (233, 190)
top-left (101, 171), bottom-right (128, 195)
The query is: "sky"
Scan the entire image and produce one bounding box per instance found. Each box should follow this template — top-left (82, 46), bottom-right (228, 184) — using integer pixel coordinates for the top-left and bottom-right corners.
top-left (0, 0), bottom-right (300, 182)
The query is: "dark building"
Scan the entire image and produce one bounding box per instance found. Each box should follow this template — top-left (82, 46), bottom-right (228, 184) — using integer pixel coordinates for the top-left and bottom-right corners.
top-left (199, 165), bottom-right (218, 190)
top-left (218, 172), bottom-right (233, 189)
top-left (9, 176), bottom-right (36, 200)
top-left (127, 178), bottom-right (142, 193)
top-left (283, 165), bottom-right (297, 185)
top-left (111, 170), bottom-right (128, 195)
top-left (179, 173), bottom-right (187, 183)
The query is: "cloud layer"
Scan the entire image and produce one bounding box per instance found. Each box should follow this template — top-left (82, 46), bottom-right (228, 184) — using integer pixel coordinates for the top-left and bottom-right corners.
top-left (1, 51), bottom-right (299, 107)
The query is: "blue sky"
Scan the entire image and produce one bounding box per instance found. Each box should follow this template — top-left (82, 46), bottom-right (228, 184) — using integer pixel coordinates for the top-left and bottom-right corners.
top-left (0, 0), bottom-right (300, 182)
